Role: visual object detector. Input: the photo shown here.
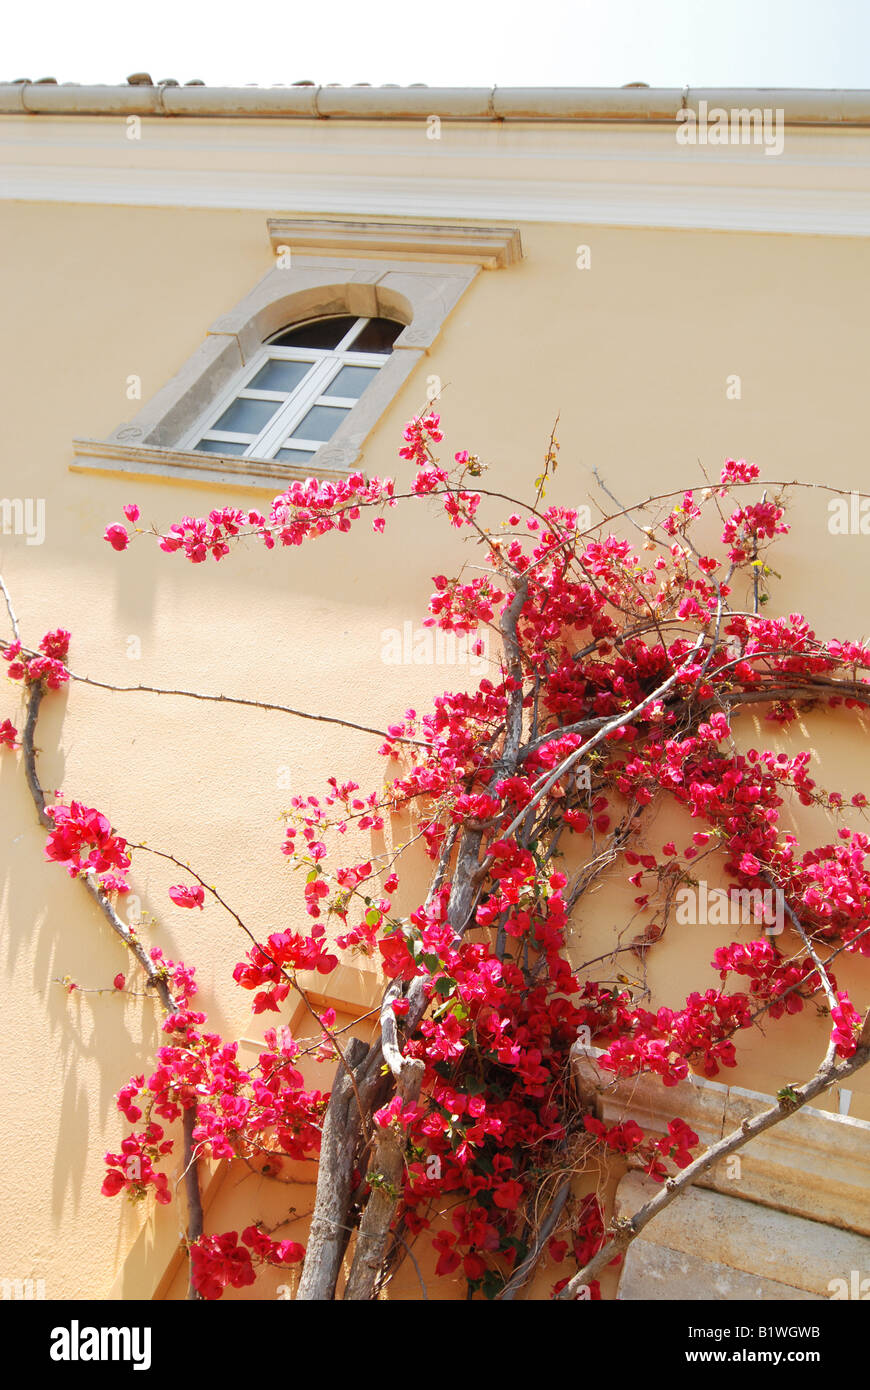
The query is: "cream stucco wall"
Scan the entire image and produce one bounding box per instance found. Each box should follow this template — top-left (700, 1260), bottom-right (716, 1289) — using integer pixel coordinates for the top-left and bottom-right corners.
top-left (1, 161), bottom-right (869, 1299)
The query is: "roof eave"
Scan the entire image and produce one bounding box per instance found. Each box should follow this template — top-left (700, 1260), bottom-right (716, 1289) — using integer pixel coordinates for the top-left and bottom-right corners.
top-left (3, 83), bottom-right (870, 124)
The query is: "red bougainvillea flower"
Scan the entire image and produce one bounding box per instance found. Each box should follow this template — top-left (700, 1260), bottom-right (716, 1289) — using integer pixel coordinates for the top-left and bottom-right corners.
top-left (831, 991), bottom-right (862, 1058)
top-left (432, 1230), bottom-right (461, 1277)
top-left (378, 932), bottom-right (420, 981)
top-left (187, 1225), bottom-right (306, 1299)
top-left (39, 629), bottom-right (71, 661)
top-left (3, 635), bottom-right (69, 690)
top-left (0, 718), bottom-right (17, 749)
top-left (492, 1179), bottom-right (524, 1210)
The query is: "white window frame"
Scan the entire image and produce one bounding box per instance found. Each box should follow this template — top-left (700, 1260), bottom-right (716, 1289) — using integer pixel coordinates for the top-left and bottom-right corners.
top-left (182, 317), bottom-right (394, 465)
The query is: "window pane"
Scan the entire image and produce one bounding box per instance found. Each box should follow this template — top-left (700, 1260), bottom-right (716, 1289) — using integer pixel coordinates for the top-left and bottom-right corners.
top-left (194, 439), bottom-right (250, 456)
top-left (325, 364), bottom-right (379, 399)
top-left (351, 317), bottom-right (403, 352)
top-left (269, 316), bottom-right (359, 350)
top-left (212, 397), bottom-right (280, 435)
top-left (291, 404), bottom-right (350, 442)
top-left (274, 447), bottom-right (317, 463)
top-left (247, 359), bottom-right (312, 394)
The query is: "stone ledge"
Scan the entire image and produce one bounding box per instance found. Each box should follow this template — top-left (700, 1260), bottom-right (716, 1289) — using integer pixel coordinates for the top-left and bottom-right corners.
top-left (614, 1173), bottom-right (870, 1298)
top-left (572, 1042), bottom-right (870, 1234)
top-left (71, 438), bottom-right (354, 491)
top-left (616, 1239), bottom-right (823, 1301)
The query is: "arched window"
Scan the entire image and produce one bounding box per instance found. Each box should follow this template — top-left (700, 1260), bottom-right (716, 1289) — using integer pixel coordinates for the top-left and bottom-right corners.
top-left (72, 220), bottom-right (521, 489)
top-left (185, 315), bottom-right (405, 466)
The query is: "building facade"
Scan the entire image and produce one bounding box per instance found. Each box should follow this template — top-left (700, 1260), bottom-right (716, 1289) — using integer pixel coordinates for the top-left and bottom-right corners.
top-left (1, 82), bottom-right (870, 1299)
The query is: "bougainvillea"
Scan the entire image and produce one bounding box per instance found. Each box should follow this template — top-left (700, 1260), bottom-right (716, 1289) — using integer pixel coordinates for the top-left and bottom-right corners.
top-left (4, 412), bottom-right (870, 1300)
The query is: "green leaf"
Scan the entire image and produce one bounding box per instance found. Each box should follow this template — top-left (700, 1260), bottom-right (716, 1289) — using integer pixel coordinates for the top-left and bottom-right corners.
top-left (434, 976), bottom-right (454, 997)
top-left (421, 952), bottom-right (440, 973)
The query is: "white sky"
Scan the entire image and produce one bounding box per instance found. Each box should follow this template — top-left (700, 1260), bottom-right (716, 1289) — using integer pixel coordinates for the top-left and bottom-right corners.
top-left (4, 0), bottom-right (870, 89)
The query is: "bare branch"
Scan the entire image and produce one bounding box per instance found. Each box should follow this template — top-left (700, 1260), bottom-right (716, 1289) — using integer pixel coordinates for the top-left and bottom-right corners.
top-left (344, 1054), bottom-right (424, 1300)
top-left (0, 572), bottom-right (20, 640)
top-left (296, 1036), bottom-right (370, 1301)
top-left (4, 658), bottom-right (428, 748)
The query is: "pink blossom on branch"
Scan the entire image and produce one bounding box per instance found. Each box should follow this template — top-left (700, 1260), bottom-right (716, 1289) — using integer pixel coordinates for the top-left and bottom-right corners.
top-left (104, 524), bottom-right (130, 551)
top-left (168, 884), bottom-right (205, 910)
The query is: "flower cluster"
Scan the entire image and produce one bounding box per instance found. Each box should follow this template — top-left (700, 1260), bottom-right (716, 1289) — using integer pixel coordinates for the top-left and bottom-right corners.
top-left (101, 1122), bottom-right (173, 1204)
top-left (45, 800), bottom-right (131, 893)
top-left (426, 575), bottom-right (505, 635)
top-left (189, 1227), bottom-right (304, 1301)
top-left (100, 944), bottom-right (327, 1254)
top-left (3, 629), bottom-right (71, 689)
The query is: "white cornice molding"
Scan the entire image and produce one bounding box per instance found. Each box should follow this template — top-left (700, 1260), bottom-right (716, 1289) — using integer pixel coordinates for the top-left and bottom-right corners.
top-left (266, 218), bottom-right (522, 268)
top-left (3, 118), bottom-right (870, 235)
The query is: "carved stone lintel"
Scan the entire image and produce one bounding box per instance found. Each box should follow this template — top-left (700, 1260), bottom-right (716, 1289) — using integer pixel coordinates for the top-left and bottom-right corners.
top-left (267, 217), bottom-right (523, 269)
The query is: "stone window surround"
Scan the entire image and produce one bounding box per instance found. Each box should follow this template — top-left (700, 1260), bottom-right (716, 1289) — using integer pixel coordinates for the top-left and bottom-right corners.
top-left (70, 218), bottom-right (523, 491)
top-left (572, 1042), bottom-right (870, 1299)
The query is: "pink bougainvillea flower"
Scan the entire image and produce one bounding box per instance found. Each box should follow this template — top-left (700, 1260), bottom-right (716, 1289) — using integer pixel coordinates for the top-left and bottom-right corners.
top-left (104, 524), bottom-right (130, 551)
top-left (168, 884), bottom-right (205, 910)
